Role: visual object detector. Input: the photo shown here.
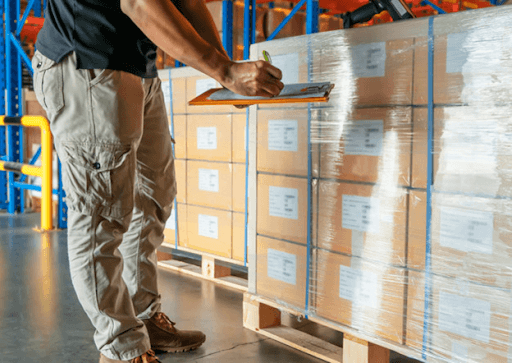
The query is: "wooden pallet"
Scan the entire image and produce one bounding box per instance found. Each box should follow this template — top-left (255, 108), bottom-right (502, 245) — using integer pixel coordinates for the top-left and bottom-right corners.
top-left (157, 243), bottom-right (248, 292)
top-left (243, 293), bottom-right (422, 363)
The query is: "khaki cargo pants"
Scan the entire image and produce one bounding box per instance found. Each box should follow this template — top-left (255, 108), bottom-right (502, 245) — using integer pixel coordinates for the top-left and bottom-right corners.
top-left (32, 50), bottom-right (176, 361)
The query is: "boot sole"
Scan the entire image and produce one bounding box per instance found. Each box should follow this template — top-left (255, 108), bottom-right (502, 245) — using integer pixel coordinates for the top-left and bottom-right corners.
top-left (152, 336), bottom-right (206, 353)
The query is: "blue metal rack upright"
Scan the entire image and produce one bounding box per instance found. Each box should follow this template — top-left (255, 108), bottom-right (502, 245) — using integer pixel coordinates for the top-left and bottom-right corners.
top-left (1, 0), bottom-right (67, 228)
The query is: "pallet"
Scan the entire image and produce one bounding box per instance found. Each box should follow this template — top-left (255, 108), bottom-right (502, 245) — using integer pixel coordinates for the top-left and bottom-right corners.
top-left (243, 293), bottom-right (422, 363)
top-left (157, 243), bottom-right (248, 292)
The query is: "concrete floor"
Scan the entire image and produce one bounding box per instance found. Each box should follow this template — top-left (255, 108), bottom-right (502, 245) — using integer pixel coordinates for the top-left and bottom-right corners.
top-left (0, 212), bottom-right (420, 363)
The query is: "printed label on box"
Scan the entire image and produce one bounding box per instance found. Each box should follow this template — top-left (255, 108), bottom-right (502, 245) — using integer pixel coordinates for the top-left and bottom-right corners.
top-left (439, 291), bottom-right (491, 343)
top-left (198, 214), bottom-right (219, 239)
top-left (197, 127), bottom-right (217, 150)
top-left (452, 342), bottom-right (468, 363)
top-left (272, 53), bottom-right (300, 84)
top-left (161, 80), bottom-right (171, 114)
top-left (440, 207), bottom-right (494, 254)
top-left (267, 248), bottom-right (297, 285)
top-left (196, 78), bottom-right (218, 97)
top-left (339, 265), bottom-right (379, 308)
top-left (352, 42), bottom-right (387, 78)
top-left (268, 120), bottom-right (298, 152)
top-left (269, 186), bottom-right (299, 220)
top-left (165, 208), bottom-right (176, 230)
top-left (198, 169), bottom-right (219, 193)
top-left (344, 120), bottom-right (383, 156)
top-left (342, 195), bottom-right (380, 233)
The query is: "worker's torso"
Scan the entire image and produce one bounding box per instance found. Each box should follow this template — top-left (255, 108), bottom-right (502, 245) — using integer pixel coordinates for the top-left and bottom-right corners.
top-left (36, 0), bottom-right (168, 78)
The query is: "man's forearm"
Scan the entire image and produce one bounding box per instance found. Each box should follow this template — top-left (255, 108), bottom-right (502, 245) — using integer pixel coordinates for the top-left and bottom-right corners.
top-left (121, 0), bottom-right (231, 83)
top-left (180, 0), bottom-right (228, 58)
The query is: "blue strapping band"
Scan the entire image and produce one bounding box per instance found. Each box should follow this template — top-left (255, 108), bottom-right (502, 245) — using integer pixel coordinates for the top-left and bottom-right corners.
top-left (422, 16), bottom-right (435, 361)
top-left (244, 108), bottom-right (250, 267)
top-left (168, 70), bottom-right (179, 249)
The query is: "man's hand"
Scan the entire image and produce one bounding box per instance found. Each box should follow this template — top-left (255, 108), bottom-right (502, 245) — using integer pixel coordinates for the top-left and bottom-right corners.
top-left (222, 61), bottom-right (284, 98)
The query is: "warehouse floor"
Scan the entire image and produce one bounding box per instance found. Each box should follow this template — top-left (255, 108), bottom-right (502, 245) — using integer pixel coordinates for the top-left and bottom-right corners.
top-left (0, 212), bottom-right (419, 363)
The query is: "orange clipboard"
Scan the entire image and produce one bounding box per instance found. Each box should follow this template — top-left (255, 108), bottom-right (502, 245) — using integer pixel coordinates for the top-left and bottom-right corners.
top-left (188, 82), bottom-right (335, 106)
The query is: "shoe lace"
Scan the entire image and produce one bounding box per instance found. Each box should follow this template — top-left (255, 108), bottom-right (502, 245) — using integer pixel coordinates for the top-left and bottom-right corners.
top-left (153, 312), bottom-right (177, 332)
top-left (134, 350), bottom-right (160, 363)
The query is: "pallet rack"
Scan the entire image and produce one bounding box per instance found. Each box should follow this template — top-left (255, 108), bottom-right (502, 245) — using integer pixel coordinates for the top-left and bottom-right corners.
top-left (0, 0), bottom-right (67, 229)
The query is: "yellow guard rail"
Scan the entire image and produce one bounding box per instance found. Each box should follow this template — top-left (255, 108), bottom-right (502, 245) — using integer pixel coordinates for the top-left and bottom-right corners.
top-left (0, 116), bottom-right (53, 231)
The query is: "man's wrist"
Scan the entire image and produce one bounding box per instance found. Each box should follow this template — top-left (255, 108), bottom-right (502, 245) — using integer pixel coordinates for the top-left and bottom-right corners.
top-left (202, 45), bottom-right (233, 87)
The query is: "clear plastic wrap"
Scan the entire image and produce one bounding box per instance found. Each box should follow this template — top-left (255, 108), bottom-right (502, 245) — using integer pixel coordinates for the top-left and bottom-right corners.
top-left (249, 5), bottom-right (512, 362)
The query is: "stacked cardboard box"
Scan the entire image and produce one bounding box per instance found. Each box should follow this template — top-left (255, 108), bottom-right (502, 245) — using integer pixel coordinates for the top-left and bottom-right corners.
top-left (250, 6), bottom-right (512, 361)
top-left (159, 67), bottom-right (247, 261)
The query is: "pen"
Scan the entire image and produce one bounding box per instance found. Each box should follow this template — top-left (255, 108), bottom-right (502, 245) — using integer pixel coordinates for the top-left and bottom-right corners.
top-left (262, 50), bottom-right (272, 64)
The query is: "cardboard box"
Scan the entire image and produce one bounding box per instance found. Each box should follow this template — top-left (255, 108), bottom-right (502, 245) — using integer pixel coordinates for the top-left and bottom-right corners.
top-left (232, 212), bottom-right (246, 262)
top-left (186, 76), bottom-right (234, 114)
top-left (406, 271), bottom-right (511, 363)
top-left (187, 114), bottom-right (232, 162)
top-left (313, 249), bottom-right (406, 344)
top-left (342, 38), bottom-right (414, 106)
top-left (316, 181), bottom-right (408, 266)
top-left (408, 191), bottom-right (512, 289)
top-left (319, 14), bottom-right (341, 33)
top-left (257, 174), bottom-right (309, 245)
top-left (412, 107), bottom-right (512, 195)
top-left (256, 236), bottom-right (308, 310)
top-left (175, 159), bottom-right (187, 204)
top-left (163, 203), bottom-right (188, 246)
top-left (169, 77), bottom-right (187, 115)
top-left (185, 205), bottom-right (232, 258)
top-left (232, 113), bottom-right (247, 164)
top-left (257, 109), bottom-right (319, 177)
top-left (187, 160), bottom-right (232, 211)
top-left (413, 31), bottom-right (509, 106)
top-left (233, 163), bottom-right (246, 213)
top-left (320, 107), bottom-right (412, 186)
top-left (168, 115), bottom-right (186, 160)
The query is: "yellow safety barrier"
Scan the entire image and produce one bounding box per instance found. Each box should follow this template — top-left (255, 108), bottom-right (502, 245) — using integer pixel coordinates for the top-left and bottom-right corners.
top-left (0, 116), bottom-right (53, 231)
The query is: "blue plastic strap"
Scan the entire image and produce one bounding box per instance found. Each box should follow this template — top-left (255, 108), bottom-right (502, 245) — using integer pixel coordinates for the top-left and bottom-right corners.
top-left (422, 16), bottom-right (435, 361)
top-left (167, 70), bottom-right (179, 248)
top-left (267, 0), bottom-right (307, 41)
top-left (243, 108), bottom-right (250, 267)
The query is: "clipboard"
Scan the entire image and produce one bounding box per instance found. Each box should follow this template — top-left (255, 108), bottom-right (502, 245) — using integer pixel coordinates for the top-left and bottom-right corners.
top-left (188, 82), bottom-right (335, 106)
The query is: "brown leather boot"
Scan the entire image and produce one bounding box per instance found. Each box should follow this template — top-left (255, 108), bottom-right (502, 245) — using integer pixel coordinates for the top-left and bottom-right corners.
top-left (99, 350), bottom-right (161, 363)
top-left (143, 312), bottom-right (206, 353)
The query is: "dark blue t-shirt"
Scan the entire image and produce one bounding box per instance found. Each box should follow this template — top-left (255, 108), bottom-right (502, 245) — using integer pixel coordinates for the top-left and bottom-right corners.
top-left (36, 0), bottom-right (181, 78)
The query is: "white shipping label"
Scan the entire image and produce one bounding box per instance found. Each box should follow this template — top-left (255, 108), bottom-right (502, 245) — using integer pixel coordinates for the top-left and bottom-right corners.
top-left (446, 33), bottom-right (469, 74)
top-left (161, 80), bottom-right (171, 114)
top-left (165, 208), bottom-right (176, 230)
top-left (342, 195), bottom-right (380, 233)
top-left (440, 207), bottom-right (494, 255)
top-left (197, 127), bottom-right (217, 150)
top-left (352, 42), bottom-right (387, 78)
top-left (268, 120), bottom-right (299, 152)
top-left (269, 186), bottom-right (299, 220)
top-left (344, 120), bottom-right (384, 156)
top-left (339, 265), bottom-right (379, 308)
top-left (271, 53), bottom-right (300, 84)
top-left (198, 169), bottom-right (219, 193)
top-left (196, 78), bottom-right (218, 97)
top-left (439, 291), bottom-right (491, 343)
top-left (198, 214), bottom-right (219, 239)
top-left (267, 248), bottom-right (297, 285)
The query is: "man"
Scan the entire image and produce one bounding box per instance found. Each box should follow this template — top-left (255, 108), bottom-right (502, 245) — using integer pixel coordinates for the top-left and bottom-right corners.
top-left (32, 0), bottom-right (284, 362)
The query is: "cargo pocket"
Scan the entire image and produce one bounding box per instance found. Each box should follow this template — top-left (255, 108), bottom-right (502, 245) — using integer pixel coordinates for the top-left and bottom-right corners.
top-left (59, 143), bottom-right (135, 219)
top-left (32, 51), bottom-right (64, 116)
